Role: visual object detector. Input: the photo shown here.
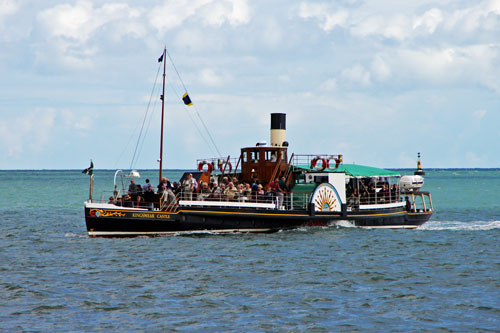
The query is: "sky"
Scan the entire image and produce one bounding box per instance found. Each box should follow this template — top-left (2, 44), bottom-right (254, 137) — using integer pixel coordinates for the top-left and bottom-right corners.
top-left (1, 0), bottom-right (500, 170)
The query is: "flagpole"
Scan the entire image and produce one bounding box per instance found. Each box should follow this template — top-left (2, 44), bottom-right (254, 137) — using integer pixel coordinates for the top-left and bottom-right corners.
top-left (159, 46), bottom-right (166, 184)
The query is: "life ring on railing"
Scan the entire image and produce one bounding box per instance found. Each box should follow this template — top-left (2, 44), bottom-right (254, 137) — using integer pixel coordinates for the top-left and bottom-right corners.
top-left (310, 157), bottom-right (327, 171)
top-left (219, 161), bottom-right (232, 173)
top-left (198, 161), bottom-right (213, 173)
top-left (327, 155), bottom-right (343, 169)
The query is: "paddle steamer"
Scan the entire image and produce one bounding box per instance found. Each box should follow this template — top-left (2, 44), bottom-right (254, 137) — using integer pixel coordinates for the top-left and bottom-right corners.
top-left (83, 49), bottom-right (433, 237)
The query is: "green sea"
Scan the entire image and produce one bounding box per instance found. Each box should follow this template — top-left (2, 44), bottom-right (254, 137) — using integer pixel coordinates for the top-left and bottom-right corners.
top-left (1, 169), bottom-right (499, 331)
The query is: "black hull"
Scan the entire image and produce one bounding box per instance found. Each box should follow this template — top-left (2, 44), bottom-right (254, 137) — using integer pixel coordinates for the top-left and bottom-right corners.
top-left (84, 206), bottom-right (432, 237)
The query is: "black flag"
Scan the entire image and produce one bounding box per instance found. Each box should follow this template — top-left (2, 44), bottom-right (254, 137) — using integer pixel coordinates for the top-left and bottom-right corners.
top-left (182, 92), bottom-right (193, 106)
top-left (82, 160), bottom-right (94, 176)
top-left (158, 53), bottom-right (164, 63)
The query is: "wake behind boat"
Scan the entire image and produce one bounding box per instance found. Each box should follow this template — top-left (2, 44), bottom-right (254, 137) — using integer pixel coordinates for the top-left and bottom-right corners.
top-left (83, 49), bottom-right (433, 237)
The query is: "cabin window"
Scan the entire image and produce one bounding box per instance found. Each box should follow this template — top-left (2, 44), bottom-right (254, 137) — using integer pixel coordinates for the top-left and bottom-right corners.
top-left (242, 151), bottom-right (248, 163)
top-left (265, 150), bottom-right (278, 162)
top-left (251, 151), bottom-right (259, 163)
top-left (314, 175), bottom-right (329, 184)
top-left (280, 151), bottom-right (287, 161)
top-left (295, 173), bottom-right (306, 184)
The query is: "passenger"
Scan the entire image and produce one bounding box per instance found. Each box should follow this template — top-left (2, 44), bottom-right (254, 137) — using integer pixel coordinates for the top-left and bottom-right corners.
top-left (143, 186), bottom-right (155, 206)
top-left (123, 195), bottom-right (133, 207)
top-left (279, 176), bottom-right (289, 193)
top-left (243, 183), bottom-right (252, 199)
top-left (172, 181), bottom-right (181, 196)
top-left (257, 184), bottom-right (264, 197)
top-left (236, 183), bottom-right (245, 201)
top-left (108, 196), bottom-right (115, 204)
top-left (222, 176), bottom-right (229, 186)
top-left (128, 179), bottom-right (137, 200)
top-left (157, 178), bottom-right (166, 193)
top-left (251, 178), bottom-right (259, 198)
top-left (199, 182), bottom-right (211, 200)
top-left (183, 173), bottom-right (195, 200)
top-left (271, 177), bottom-right (284, 207)
top-left (279, 176), bottom-right (289, 207)
top-left (136, 184), bottom-right (143, 198)
top-left (405, 196), bottom-right (412, 211)
top-left (143, 178), bottom-right (152, 192)
top-left (263, 185), bottom-right (273, 203)
top-left (212, 183), bottom-right (222, 199)
top-left (224, 182), bottom-right (238, 201)
top-left (136, 196), bottom-right (143, 208)
top-left (270, 153), bottom-right (277, 162)
top-left (219, 183), bottom-right (226, 200)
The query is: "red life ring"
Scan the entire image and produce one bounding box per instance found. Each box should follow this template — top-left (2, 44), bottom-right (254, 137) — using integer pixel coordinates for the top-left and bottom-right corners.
top-left (327, 156), bottom-right (342, 169)
top-left (219, 161), bottom-right (232, 173)
top-left (198, 161), bottom-right (213, 173)
top-left (311, 157), bottom-right (327, 171)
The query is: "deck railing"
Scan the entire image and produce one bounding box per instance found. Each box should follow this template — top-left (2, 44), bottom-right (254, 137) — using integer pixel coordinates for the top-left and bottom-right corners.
top-left (96, 189), bottom-right (410, 212)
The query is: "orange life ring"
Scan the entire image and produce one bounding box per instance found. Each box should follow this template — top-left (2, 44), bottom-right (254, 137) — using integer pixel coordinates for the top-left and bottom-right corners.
top-left (198, 161), bottom-right (212, 173)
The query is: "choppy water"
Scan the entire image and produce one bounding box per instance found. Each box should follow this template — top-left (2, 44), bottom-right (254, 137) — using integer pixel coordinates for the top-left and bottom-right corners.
top-left (1, 169), bottom-right (499, 331)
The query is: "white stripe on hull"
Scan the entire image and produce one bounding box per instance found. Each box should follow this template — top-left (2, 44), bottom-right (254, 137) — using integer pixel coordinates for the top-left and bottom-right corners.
top-left (357, 225), bottom-right (419, 229)
top-left (88, 228), bottom-right (273, 236)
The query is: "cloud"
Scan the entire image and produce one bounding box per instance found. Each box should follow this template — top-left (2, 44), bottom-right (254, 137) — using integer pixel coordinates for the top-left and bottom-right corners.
top-left (199, 68), bottom-right (230, 86)
top-left (371, 55), bottom-right (391, 81)
top-left (0, 0), bottom-right (18, 20)
top-left (0, 109), bottom-right (56, 157)
top-left (37, 1), bottom-right (142, 42)
top-left (298, 0), bottom-right (500, 42)
top-left (298, 3), bottom-right (348, 31)
top-left (473, 109), bottom-right (487, 120)
top-left (36, 1), bottom-right (144, 68)
top-left (149, 0), bottom-right (250, 34)
top-left (341, 64), bottom-right (371, 87)
top-left (413, 8), bottom-right (443, 34)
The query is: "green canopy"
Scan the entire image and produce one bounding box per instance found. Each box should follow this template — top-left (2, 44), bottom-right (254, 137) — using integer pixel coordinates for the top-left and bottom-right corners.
top-left (293, 163), bottom-right (400, 177)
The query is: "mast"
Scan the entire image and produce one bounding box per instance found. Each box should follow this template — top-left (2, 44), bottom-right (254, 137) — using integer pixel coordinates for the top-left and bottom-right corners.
top-left (159, 47), bottom-right (166, 184)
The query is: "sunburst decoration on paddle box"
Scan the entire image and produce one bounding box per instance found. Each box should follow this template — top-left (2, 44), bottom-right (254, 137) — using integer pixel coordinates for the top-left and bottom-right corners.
top-left (311, 183), bottom-right (342, 212)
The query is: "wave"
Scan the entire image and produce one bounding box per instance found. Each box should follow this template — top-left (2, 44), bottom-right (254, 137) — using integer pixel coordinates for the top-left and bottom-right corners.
top-left (418, 220), bottom-right (500, 231)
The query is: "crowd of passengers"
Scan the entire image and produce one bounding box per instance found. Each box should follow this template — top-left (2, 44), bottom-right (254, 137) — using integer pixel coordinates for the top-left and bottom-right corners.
top-left (108, 174), bottom-right (290, 208)
top-left (346, 178), bottom-right (401, 206)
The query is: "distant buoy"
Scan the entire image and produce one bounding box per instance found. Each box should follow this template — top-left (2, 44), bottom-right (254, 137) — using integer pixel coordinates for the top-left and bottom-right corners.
top-left (414, 152), bottom-right (425, 176)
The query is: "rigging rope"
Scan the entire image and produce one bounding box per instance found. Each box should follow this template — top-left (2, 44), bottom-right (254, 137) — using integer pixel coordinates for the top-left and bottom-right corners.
top-left (165, 47), bottom-right (222, 157)
top-left (129, 62), bottom-right (161, 169)
top-left (165, 76), bottom-right (218, 157)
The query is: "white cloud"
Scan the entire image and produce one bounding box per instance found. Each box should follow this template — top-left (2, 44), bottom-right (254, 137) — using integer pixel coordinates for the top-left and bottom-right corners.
top-left (0, 0), bottom-right (17, 20)
top-left (0, 109), bottom-right (56, 157)
top-left (341, 64), bottom-right (371, 87)
top-left (320, 78), bottom-right (337, 91)
top-left (298, 0), bottom-right (500, 41)
top-left (36, 1), bottom-right (144, 68)
top-left (149, 0), bottom-right (250, 34)
top-left (473, 109), bottom-right (487, 120)
top-left (413, 8), bottom-right (443, 34)
top-left (199, 68), bottom-right (230, 86)
top-left (298, 3), bottom-right (348, 31)
top-left (444, 0), bottom-right (500, 34)
top-left (38, 1), bottom-right (141, 42)
top-left (371, 55), bottom-right (391, 81)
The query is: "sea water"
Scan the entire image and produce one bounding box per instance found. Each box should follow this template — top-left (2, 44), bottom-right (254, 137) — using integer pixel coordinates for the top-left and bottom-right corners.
top-left (0, 169), bottom-right (499, 331)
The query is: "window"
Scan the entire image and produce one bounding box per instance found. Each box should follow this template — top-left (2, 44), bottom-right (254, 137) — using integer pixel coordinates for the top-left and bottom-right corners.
top-left (251, 151), bottom-right (259, 163)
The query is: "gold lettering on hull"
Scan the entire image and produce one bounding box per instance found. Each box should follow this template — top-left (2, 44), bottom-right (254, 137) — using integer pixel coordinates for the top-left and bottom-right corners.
top-left (132, 213), bottom-right (155, 218)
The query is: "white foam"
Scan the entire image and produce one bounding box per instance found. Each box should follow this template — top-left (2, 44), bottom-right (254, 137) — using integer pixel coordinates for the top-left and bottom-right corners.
top-left (418, 220), bottom-right (500, 231)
